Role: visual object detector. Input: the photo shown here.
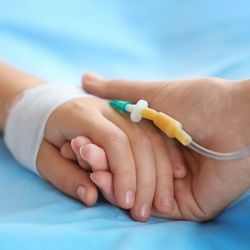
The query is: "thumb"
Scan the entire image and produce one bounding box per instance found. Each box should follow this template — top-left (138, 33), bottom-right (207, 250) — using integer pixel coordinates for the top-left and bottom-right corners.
top-left (82, 72), bottom-right (158, 102)
top-left (37, 140), bottom-right (98, 206)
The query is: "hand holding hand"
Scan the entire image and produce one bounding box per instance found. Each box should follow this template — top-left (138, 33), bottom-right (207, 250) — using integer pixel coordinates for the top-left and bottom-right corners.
top-left (80, 74), bottom-right (250, 220)
top-left (41, 96), bottom-right (178, 221)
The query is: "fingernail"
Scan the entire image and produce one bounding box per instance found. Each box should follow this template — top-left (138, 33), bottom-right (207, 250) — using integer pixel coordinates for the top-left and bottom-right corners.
top-left (90, 173), bottom-right (96, 184)
top-left (124, 190), bottom-right (134, 206)
top-left (79, 146), bottom-right (86, 160)
top-left (71, 139), bottom-right (77, 151)
top-left (77, 185), bottom-right (87, 203)
top-left (90, 173), bottom-right (101, 187)
top-left (139, 203), bottom-right (150, 218)
top-left (71, 138), bottom-right (76, 144)
top-left (160, 193), bottom-right (173, 208)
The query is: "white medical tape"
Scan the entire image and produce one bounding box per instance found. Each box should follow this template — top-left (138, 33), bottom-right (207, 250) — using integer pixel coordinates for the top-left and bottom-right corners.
top-left (4, 84), bottom-right (89, 176)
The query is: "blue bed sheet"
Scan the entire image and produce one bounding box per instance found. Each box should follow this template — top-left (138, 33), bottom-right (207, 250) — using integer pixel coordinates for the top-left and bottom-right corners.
top-left (1, 1), bottom-right (250, 249)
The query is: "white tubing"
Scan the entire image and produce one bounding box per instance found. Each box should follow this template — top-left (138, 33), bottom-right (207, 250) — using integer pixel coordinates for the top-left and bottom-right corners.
top-left (188, 140), bottom-right (250, 161)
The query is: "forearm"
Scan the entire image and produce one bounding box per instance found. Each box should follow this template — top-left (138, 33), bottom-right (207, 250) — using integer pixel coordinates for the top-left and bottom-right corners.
top-left (0, 63), bottom-right (45, 132)
top-left (232, 79), bottom-right (250, 186)
top-left (233, 80), bottom-right (250, 142)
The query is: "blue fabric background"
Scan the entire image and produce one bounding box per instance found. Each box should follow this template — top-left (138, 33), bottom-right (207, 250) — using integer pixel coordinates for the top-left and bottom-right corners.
top-left (0, 1), bottom-right (250, 249)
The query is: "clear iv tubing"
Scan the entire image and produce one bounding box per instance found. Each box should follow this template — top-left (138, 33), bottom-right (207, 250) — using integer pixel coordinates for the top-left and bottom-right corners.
top-left (188, 141), bottom-right (250, 161)
top-left (109, 99), bottom-right (250, 161)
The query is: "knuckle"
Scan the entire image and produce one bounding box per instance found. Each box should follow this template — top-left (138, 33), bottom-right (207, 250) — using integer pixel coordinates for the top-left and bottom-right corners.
top-left (65, 99), bottom-right (98, 113)
top-left (62, 99), bottom-right (87, 115)
top-left (141, 185), bottom-right (154, 195)
top-left (107, 130), bottom-right (128, 145)
top-left (135, 133), bottom-right (151, 149)
top-left (154, 202), bottom-right (163, 213)
top-left (139, 178), bottom-right (155, 191)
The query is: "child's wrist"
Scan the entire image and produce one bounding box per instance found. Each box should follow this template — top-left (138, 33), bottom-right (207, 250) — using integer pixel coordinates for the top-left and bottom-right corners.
top-left (0, 63), bottom-right (46, 132)
top-left (0, 84), bottom-right (45, 132)
top-left (3, 84), bottom-right (89, 175)
top-left (2, 92), bottom-right (25, 131)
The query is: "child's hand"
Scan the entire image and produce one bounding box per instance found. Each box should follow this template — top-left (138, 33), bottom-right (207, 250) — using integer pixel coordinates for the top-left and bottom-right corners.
top-left (61, 135), bottom-right (186, 222)
top-left (61, 136), bottom-right (116, 204)
top-left (41, 97), bottom-right (176, 221)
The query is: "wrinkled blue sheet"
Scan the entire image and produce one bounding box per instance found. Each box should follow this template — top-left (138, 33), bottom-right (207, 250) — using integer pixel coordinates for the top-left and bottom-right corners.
top-left (0, 1), bottom-right (250, 249)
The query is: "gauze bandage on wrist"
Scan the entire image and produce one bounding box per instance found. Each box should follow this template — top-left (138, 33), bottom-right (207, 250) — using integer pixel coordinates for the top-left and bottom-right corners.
top-left (4, 84), bottom-right (90, 176)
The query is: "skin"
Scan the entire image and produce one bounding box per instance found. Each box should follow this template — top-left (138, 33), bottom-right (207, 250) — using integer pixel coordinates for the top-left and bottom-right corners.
top-left (68, 73), bottom-right (250, 221)
top-left (0, 63), bottom-right (179, 222)
top-left (63, 135), bottom-right (186, 220)
top-left (0, 63), bottom-right (97, 206)
top-left (2, 64), bottom-right (250, 222)
top-left (48, 97), bottom-right (178, 221)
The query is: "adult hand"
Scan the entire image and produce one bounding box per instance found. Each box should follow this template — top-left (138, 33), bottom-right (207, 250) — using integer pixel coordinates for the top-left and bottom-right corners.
top-left (62, 134), bottom-right (186, 221)
top-left (81, 73), bottom-right (250, 220)
top-left (39, 96), bottom-right (180, 222)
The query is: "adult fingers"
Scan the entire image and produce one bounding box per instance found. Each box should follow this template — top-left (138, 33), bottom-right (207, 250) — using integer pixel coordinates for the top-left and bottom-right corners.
top-left (68, 130), bottom-right (134, 210)
top-left (57, 104), bottom-right (136, 210)
top-left (151, 199), bottom-right (183, 220)
top-left (165, 139), bottom-right (187, 179)
top-left (104, 112), bottom-right (156, 222)
top-left (75, 114), bottom-right (137, 210)
top-left (94, 118), bottom-right (137, 210)
top-left (37, 140), bottom-right (98, 206)
top-left (82, 72), bottom-right (161, 102)
top-left (82, 74), bottom-right (231, 103)
top-left (140, 125), bottom-right (175, 215)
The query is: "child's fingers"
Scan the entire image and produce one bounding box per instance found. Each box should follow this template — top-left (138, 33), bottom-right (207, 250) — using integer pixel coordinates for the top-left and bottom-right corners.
top-left (69, 136), bottom-right (109, 171)
top-left (71, 136), bottom-right (92, 170)
top-left (62, 138), bottom-right (108, 173)
top-left (37, 140), bottom-right (98, 206)
top-left (71, 136), bottom-right (91, 149)
top-left (70, 139), bottom-right (116, 205)
top-left (60, 141), bottom-right (76, 161)
top-left (80, 143), bottom-right (109, 171)
top-left (70, 139), bottom-right (115, 204)
top-left (90, 171), bottom-right (116, 205)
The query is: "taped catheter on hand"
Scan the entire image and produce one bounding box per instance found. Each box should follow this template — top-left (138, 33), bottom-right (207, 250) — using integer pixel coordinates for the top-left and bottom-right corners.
top-left (109, 99), bottom-right (250, 161)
